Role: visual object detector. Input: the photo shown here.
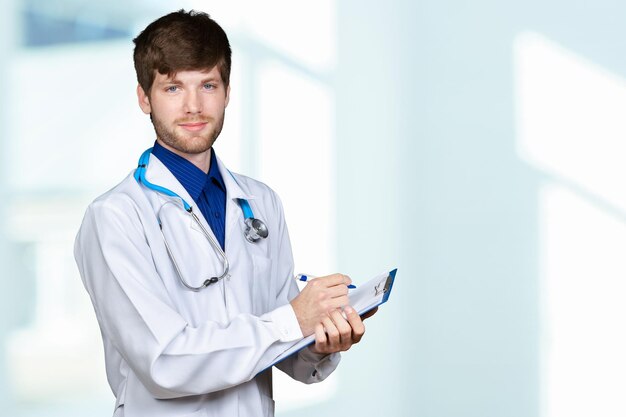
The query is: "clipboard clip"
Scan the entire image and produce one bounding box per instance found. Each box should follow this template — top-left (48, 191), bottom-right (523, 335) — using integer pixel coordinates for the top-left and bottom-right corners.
top-left (374, 275), bottom-right (393, 296)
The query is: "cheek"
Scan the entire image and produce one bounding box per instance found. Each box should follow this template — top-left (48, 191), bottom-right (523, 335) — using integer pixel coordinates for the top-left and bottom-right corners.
top-left (150, 100), bottom-right (181, 121)
top-left (205, 97), bottom-right (227, 112)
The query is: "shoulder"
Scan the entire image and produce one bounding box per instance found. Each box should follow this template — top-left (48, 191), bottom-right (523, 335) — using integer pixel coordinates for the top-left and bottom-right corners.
top-left (76, 173), bottom-right (156, 253)
top-left (85, 173), bottom-right (148, 221)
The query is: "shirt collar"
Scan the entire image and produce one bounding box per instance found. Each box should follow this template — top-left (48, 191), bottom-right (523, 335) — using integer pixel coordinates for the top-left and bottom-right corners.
top-left (151, 141), bottom-right (225, 201)
top-left (207, 149), bottom-right (226, 192)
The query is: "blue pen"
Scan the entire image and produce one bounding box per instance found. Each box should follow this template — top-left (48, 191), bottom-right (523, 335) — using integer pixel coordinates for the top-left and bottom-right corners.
top-left (295, 274), bottom-right (356, 289)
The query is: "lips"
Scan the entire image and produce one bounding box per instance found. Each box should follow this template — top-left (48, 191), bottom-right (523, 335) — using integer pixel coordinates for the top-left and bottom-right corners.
top-left (178, 122), bottom-right (208, 132)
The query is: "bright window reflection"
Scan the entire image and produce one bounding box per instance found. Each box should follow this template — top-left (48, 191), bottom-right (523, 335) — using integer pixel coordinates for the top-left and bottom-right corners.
top-left (515, 31), bottom-right (626, 211)
top-left (540, 185), bottom-right (626, 417)
top-left (515, 32), bottom-right (626, 417)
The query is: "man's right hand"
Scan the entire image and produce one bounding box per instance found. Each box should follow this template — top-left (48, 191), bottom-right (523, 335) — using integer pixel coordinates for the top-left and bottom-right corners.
top-left (290, 273), bottom-right (352, 336)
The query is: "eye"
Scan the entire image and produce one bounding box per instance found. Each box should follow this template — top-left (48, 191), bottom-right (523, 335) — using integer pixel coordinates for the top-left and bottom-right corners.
top-left (203, 83), bottom-right (216, 90)
top-left (165, 85), bottom-right (179, 93)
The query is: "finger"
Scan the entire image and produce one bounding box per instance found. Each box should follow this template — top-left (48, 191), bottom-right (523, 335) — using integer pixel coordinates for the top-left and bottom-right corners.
top-left (315, 322), bottom-right (327, 344)
top-left (310, 323), bottom-right (329, 354)
top-left (344, 306), bottom-right (365, 343)
top-left (326, 284), bottom-right (350, 299)
top-left (325, 295), bottom-right (350, 311)
top-left (322, 316), bottom-right (340, 350)
top-left (329, 274), bottom-right (352, 287)
top-left (315, 322), bottom-right (328, 344)
top-left (311, 273), bottom-right (352, 288)
top-left (329, 309), bottom-right (353, 350)
top-left (330, 309), bottom-right (352, 339)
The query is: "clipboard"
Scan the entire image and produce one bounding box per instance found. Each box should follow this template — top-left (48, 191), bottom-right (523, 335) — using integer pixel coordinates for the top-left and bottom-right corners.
top-left (264, 268), bottom-right (397, 370)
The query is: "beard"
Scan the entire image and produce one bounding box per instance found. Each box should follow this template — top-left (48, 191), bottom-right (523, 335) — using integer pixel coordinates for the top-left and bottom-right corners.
top-left (151, 110), bottom-right (226, 155)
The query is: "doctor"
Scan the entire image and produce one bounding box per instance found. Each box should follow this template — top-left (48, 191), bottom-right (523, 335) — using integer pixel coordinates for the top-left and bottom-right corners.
top-left (74, 9), bottom-right (374, 417)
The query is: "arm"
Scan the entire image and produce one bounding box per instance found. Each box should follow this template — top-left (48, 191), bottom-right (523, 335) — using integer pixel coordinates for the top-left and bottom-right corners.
top-left (75, 199), bottom-right (305, 399)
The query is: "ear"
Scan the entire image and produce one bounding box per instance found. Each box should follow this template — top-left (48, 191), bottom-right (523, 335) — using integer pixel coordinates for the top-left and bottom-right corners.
top-left (225, 85), bottom-right (231, 108)
top-left (137, 84), bottom-right (152, 114)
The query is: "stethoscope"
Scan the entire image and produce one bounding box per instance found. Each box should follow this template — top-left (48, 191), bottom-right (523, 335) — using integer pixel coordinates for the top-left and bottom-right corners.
top-left (134, 148), bottom-right (268, 291)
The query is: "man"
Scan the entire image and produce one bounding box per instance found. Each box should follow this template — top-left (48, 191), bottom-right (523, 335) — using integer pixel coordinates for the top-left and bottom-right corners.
top-left (74, 10), bottom-right (373, 417)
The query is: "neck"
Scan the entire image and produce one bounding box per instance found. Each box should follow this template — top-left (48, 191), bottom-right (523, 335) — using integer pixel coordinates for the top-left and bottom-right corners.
top-left (156, 139), bottom-right (211, 173)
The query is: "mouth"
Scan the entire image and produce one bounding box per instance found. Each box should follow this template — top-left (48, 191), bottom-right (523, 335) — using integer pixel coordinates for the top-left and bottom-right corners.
top-left (178, 121), bottom-right (209, 132)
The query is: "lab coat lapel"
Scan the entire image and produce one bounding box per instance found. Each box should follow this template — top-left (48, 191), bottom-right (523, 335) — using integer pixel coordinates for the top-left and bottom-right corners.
top-left (145, 153), bottom-right (217, 242)
top-left (215, 156), bottom-right (256, 253)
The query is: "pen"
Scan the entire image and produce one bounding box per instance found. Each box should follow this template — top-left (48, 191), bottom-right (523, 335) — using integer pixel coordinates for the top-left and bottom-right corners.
top-left (295, 273), bottom-right (356, 289)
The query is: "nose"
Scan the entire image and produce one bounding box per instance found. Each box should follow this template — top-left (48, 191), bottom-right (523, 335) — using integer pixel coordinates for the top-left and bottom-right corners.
top-left (183, 90), bottom-right (202, 114)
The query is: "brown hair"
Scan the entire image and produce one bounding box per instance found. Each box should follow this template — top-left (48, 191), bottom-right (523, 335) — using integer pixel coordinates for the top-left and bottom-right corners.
top-left (133, 9), bottom-right (232, 94)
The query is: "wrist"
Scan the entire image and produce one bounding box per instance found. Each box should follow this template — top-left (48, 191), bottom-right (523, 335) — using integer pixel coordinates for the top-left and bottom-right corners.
top-left (290, 299), bottom-right (311, 336)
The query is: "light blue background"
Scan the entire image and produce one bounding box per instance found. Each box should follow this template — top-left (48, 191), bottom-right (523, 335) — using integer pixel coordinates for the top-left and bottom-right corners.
top-left (2, 1), bottom-right (626, 416)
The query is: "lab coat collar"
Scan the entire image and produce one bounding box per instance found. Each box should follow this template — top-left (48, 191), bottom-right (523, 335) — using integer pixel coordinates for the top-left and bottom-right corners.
top-left (144, 153), bottom-right (197, 211)
top-left (146, 152), bottom-right (255, 206)
top-left (151, 142), bottom-right (226, 201)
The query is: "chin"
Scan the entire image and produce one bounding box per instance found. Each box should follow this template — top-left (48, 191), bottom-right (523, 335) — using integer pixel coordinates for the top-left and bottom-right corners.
top-left (179, 137), bottom-right (215, 154)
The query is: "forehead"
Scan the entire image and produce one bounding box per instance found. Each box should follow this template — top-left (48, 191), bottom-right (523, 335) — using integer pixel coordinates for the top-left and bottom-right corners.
top-left (154, 66), bottom-right (223, 83)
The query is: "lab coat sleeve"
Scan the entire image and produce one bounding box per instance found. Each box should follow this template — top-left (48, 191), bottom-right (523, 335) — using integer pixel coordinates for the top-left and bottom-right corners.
top-left (268, 192), bottom-right (341, 383)
top-left (75, 196), bottom-right (312, 399)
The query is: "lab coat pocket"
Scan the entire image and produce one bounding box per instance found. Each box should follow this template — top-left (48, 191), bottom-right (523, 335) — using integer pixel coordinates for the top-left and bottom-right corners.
top-left (251, 254), bottom-right (273, 314)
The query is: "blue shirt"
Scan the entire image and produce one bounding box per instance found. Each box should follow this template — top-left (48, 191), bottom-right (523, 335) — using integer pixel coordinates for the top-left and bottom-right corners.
top-left (152, 142), bottom-right (227, 250)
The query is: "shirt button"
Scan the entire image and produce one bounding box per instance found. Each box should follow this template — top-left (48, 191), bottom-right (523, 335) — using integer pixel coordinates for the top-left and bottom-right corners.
top-left (214, 212), bottom-right (220, 218)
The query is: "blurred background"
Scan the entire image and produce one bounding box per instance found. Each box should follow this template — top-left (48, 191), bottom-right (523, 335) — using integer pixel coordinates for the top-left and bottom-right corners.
top-left (2, 0), bottom-right (626, 416)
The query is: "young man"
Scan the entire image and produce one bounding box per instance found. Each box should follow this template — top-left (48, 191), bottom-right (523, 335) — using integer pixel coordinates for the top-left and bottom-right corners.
top-left (74, 10), bottom-right (373, 417)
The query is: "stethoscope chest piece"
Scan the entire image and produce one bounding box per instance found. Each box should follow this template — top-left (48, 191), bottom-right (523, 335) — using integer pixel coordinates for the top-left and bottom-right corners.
top-left (244, 217), bottom-right (269, 242)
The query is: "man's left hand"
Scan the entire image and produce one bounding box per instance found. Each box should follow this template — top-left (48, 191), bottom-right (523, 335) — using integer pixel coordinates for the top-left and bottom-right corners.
top-left (308, 306), bottom-right (378, 354)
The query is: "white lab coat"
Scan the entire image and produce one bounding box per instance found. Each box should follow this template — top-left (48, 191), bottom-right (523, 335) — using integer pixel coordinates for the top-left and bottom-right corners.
top-left (74, 153), bottom-right (340, 417)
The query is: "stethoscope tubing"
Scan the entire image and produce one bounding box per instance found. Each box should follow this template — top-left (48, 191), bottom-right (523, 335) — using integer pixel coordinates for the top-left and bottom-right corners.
top-left (135, 147), bottom-right (267, 291)
top-left (159, 206), bottom-right (230, 291)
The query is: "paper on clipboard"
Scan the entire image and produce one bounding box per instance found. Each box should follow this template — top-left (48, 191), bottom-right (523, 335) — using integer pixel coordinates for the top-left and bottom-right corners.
top-left (266, 268), bottom-right (397, 369)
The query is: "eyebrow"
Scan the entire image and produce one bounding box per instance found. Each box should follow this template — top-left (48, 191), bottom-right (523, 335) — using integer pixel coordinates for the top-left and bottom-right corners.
top-left (200, 77), bottom-right (221, 84)
top-left (159, 77), bottom-right (182, 85)
top-left (159, 76), bottom-right (221, 85)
